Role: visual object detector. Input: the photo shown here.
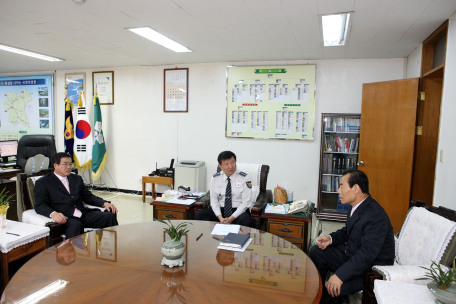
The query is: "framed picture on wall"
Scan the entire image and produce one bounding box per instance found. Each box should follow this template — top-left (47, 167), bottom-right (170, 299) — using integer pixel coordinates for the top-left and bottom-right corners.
top-left (65, 72), bottom-right (86, 105)
top-left (93, 71), bottom-right (114, 105)
top-left (164, 68), bottom-right (188, 112)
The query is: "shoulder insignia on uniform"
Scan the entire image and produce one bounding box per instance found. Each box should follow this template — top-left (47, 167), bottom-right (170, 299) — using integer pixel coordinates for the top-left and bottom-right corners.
top-left (246, 181), bottom-right (252, 188)
top-left (239, 171), bottom-right (247, 177)
top-left (213, 172), bottom-right (221, 177)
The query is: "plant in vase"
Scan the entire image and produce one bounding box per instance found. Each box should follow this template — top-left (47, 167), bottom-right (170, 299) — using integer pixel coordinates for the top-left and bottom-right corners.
top-left (155, 216), bottom-right (192, 268)
top-left (416, 259), bottom-right (456, 304)
top-left (0, 188), bottom-right (15, 229)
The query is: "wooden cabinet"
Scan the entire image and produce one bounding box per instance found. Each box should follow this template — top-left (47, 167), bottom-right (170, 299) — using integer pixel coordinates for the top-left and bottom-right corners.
top-left (261, 213), bottom-right (311, 252)
top-left (150, 201), bottom-right (195, 220)
top-left (317, 114), bottom-right (361, 221)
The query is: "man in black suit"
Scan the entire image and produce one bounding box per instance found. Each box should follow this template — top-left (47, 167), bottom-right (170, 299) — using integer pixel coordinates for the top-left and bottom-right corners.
top-left (35, 152), bottom-right (118, 239)
top-left (309, 170), bottom-right (395, 304)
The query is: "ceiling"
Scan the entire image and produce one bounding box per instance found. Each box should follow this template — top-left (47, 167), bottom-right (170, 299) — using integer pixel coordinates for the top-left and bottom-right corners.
top-left (0, 0), bottom-right (455, 73)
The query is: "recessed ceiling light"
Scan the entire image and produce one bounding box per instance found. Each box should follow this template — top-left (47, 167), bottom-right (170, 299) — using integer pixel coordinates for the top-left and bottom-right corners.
top-left (126, 27), bottom-right (191, 53)
top-left (0, 44), bottom-right (64, 62)
top-left (321, 13), bottom-right (353, 47)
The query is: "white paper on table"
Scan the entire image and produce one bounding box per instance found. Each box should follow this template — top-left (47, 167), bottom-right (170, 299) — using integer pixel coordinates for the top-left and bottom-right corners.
top-left (217, 238), bottom-right (253, 252)
top-left (165, 196), bottom-right (195, 205)
top-left (211, 224), bottom-right (240, 236)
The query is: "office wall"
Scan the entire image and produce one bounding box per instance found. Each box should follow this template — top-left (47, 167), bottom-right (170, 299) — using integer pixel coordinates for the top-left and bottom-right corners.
top-left (51, 58), bottom-right (406, 203)
top-left (406, 45), bottom-right (422, 78)
top-left (434, 12), bottom-right (456, 209)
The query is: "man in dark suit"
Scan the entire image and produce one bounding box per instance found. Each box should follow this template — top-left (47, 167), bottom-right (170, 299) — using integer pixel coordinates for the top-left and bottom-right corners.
top-left (309, 170), bottom-right (395, 304)
top-left (35, 152), bottom-right (118, 239)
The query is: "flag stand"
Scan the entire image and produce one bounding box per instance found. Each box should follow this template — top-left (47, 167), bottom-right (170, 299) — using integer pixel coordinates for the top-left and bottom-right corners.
top-left (89, 169), bottom-right (120, 193)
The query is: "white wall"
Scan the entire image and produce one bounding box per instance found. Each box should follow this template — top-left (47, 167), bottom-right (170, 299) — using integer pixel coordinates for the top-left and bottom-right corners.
top-left (406, 45), bottom-right (422, 78)
top-left (50, 58), bottom-right (406, 203)
top-left (434, 12), bottom-right (456, 209)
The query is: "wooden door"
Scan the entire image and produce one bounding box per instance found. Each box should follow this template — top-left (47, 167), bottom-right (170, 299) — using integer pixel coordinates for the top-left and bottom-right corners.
top-left (359, 78), bottom-right (419, 233)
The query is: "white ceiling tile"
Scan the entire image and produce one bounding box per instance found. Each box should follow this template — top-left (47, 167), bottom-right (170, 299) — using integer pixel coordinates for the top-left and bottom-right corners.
top-left (317, 0), bottom-right (355, 15)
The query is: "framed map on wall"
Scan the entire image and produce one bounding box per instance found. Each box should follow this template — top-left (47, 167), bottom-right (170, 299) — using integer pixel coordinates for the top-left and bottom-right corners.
top-left (0, 73), bottom-right (54, 140)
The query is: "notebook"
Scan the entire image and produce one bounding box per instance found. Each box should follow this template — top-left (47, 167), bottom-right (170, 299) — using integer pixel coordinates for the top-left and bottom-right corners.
top-left (220, 233), bottom-right (250, 248)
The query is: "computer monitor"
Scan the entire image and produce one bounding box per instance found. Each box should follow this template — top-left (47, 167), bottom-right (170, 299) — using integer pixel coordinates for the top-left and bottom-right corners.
top-left (0, 140), bottom-right (18, 163)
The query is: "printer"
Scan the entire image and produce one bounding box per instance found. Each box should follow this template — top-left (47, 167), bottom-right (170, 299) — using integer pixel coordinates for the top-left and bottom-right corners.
top-left (174, 160), bottom-right (206, 192)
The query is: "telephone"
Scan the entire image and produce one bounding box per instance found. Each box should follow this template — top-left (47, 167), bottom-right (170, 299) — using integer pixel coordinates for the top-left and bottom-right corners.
top-left (288, 200), bottom-right (309, 214)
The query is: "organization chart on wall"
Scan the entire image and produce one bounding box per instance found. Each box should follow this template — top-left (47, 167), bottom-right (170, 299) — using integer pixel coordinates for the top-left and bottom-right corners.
top-left (226, 65), bottom-right (316, 141)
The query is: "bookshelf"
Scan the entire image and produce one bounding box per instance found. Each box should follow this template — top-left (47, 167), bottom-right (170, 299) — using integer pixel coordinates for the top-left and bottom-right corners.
top-left (317, 113), bottom-right (361, 221)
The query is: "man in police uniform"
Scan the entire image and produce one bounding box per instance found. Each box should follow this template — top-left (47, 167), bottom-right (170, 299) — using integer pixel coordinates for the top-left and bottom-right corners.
top-left (195, 151), bottom-right (252, 227)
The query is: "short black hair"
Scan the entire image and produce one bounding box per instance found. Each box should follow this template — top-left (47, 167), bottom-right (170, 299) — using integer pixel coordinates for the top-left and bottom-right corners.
top-left (217, 151), bottom-right (236, 165)
top-left (52, 152), bottom-right (72, 165)
top-left (342, 170), bottom-right (369, 194)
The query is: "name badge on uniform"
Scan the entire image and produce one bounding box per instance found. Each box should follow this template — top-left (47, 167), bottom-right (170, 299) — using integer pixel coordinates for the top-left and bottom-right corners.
top-left (236, 181), bottom-right (241, 187)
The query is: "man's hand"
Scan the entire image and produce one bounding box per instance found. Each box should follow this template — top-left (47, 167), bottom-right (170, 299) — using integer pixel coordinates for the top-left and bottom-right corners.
top-left (103, 202), bottom-right (118, 213)
top-left (217, 215), bottom-right (225, 223)
top-left (51, 212), bottom-right (68, 224)
top-left (222, 216), bottom-right (235, 224)
top-left (316, 235), bottom-right (331, 250)
top-left (326, 274), bottom-right (343, 297)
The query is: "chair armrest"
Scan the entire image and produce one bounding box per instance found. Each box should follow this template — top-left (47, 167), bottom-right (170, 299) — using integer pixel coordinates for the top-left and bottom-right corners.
top-left (83, 203), bottom-right (106, 212)
top-left (251, 190), bottom-right (273, 217)
top-left (372, 264), bottom-right (446, 285)
top-left (22, 209), bottom-right (55, 226)
top-left (195, 192), bottom-right (210, 212)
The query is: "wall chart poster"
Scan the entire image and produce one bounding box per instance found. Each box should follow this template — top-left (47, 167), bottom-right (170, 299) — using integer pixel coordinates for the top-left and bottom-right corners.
top-left (0, 74), bottom-right (54, 139)
top-left (226, 65), bottom-right (316, 140)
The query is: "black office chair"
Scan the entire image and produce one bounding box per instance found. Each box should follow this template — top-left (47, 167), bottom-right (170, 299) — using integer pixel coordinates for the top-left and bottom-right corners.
top-left (17, 135), bottom-right (57, 171)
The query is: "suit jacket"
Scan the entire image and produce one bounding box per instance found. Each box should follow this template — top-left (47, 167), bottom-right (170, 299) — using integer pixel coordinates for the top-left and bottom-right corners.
top-left (330, 195), bottom-right (395, 284)
top-left (34, 172), bottom-right (105, 218)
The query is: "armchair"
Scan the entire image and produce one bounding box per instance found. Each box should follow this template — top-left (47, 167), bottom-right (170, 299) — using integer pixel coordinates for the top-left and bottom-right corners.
top-left (194, 163), bottom-right (272, 229)
top-left (362, 200), bottom-right (456, 304)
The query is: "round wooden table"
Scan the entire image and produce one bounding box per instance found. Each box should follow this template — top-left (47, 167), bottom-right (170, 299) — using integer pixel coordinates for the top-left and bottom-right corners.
top-left (2, 221), bottom-right (322, 303)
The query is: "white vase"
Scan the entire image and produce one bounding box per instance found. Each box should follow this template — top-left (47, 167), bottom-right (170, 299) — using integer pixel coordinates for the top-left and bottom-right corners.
top-left (161, 240), bottom-right (185, 268)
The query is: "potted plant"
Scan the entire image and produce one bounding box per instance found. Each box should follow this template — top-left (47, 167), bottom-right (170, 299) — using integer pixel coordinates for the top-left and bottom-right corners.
top-left (416, 259), bottom-right (456, 304)
top-left (0, 188), bottom-right (15, 230)
top-left (155, 216), bottom-right (192, 268)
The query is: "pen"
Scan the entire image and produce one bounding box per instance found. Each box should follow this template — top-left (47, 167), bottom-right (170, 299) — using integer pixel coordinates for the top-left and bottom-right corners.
top-left (6, 232), bottom-right (20, 236)
top-left (196, 233), bottom-right (203, 241)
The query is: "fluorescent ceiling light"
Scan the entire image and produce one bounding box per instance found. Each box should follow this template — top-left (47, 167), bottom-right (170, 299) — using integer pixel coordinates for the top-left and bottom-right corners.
top-left (127, 27), bottom-right (191, 53)
top-left (321, 13), bottom-right (352, 46)
top-left (0, 44), bottom-right (64, 61)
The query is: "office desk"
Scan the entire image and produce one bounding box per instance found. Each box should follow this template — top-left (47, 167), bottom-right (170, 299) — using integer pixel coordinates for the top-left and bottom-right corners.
top-left (2, 221), bottom-right (322, 303)
top-left (142, 176), bottom-right (174, 202)
top-left (150, 200), bottom-right (196, 220)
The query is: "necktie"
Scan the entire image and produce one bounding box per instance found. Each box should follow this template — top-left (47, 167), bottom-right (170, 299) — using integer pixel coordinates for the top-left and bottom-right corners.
top-left (223, 177), bottom-right (232, 218)
top-left (62, 178), bottom-right (82, 218)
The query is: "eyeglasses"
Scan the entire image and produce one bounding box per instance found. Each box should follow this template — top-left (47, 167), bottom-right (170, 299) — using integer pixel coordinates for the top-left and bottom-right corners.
top-left (59, 163), bottom-right (73, 167)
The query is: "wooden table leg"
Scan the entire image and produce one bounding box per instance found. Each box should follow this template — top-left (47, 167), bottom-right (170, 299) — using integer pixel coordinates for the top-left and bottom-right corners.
top-left (151, 183), bottom-right (156, 199)
top-left (1, 252), bottom-right (8, 289)
top-left (142, 179), bottom-right (146, 202)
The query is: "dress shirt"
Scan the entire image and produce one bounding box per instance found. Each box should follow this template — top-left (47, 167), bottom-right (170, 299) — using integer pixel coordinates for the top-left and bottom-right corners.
top-left (209, 169), bottom-right (252, 219)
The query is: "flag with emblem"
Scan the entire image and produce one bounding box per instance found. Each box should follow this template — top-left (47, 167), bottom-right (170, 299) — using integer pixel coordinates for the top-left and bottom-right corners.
top-left (63, 87), bottom-right (74, 161)
top-left (73, 89), bottom-right (92, 172)
top-left (91, 90), bottom-right (107, 181)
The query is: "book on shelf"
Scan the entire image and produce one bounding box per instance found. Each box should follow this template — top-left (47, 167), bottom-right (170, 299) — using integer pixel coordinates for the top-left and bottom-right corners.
top-left (220, 233), bottom-right (250, 248)
top-left (325, 117), bottom-right (361, 133)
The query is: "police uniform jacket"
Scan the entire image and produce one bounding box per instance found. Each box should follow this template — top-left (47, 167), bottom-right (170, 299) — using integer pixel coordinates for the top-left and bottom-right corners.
top-left (210, 169), bottom-right (252, 218)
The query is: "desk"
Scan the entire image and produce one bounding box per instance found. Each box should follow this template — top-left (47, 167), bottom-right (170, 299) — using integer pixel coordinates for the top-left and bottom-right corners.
top-left (2, 221), bottom-right (322, 303)
top-left (142, 176), bottom-right (174, 202)
top-left (0, 221), bottom-right (49, 290)
top-left (261, 212), bottom-right (312, 252)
